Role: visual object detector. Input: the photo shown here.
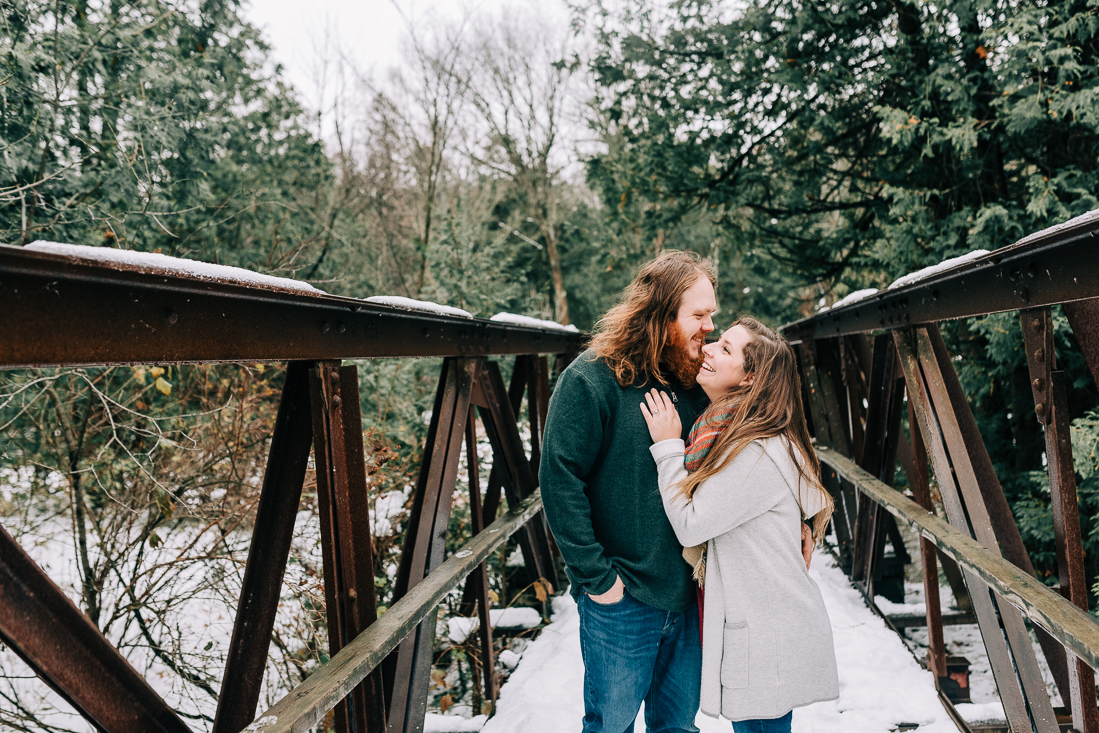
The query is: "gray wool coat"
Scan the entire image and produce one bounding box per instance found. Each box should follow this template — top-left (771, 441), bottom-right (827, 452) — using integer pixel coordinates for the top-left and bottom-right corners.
top-left (650, 436), bottom-right (839, 722)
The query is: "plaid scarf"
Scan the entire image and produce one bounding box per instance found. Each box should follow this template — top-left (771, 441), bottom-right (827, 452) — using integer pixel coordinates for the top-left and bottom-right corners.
top-left (684, 401), bottom-right (737, 472)
top-left (683, 401), bottom-right (737, 589)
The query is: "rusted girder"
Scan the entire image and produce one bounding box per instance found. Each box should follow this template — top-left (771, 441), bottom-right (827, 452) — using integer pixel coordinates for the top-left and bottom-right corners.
top-left (0, 523), bottom-right (191, 733)
top-left (0, 245), bottom-right (584, 368)
top-left (213, 361), bottom-right (315, 733)
top-left (783, 211), bottom-right (1099, 342)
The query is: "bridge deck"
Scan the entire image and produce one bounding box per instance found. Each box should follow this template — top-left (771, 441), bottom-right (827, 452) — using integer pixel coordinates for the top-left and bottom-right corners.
top-left (462, 549), bottom-right (968, 733)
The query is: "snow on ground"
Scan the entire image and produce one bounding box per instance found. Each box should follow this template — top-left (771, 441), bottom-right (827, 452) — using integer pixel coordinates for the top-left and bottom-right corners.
top-left (887, 250), bottom-right (990, 290)
top-left (24, 241), bottom-right (323, 293)
top-left (365, 295), bottom-right (474, 319)
top-left (471, 549), bottom-right (960, 733)
top-left (448, 608), bottom-right (544, 643)
top-left (489, 313), bottom-right (579, 332)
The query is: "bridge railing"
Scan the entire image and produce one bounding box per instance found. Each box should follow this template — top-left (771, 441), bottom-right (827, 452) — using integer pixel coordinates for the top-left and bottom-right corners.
top-left (781, 210), bottom-right (1099, 733)
top-left (0, 243), bottom-right (585, 733)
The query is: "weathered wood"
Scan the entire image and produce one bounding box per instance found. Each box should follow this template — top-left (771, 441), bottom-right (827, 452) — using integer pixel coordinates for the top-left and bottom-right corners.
top-left (897, 328), bottom-right (1056, 733)
top-left (913, 328), bottom-right (1060, 732)
top-left (242, 493), bottom-right (545, 733)
top-left (815, 448), bottom-right (1099, 673)
top-left (906, 400), bottom-right (948, 679)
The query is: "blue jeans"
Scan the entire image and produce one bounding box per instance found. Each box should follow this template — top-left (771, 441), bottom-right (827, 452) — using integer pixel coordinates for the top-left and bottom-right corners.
top-left (577, 589), bottom-right (701, 733)
top-left (731, 711), bottom-right (793, 733)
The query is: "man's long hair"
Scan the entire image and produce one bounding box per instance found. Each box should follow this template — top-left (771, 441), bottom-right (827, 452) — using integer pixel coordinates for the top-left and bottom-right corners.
top-left (589, 251), bottom-right (716, 388)
top-left (678, 317), bottom-right (835, 540)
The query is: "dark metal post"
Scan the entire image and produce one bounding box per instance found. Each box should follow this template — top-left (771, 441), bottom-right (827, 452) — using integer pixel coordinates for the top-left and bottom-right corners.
top-left (799, 340), bottom-right (858, 569)
top-left (310, 363), bottom-right (387, 733)
top-left (0, 524), bottom-right (191, 733)
top-left (473, 361), bottom-right (558, 588)
top-left (386, 358), bottom-right (477, 733)
top-left (465, 410), bottom-right (497, 713)
top-left (1021, 308), bottom-right (1099, 733)
top-left (213, 361), bottom-right (315, 733)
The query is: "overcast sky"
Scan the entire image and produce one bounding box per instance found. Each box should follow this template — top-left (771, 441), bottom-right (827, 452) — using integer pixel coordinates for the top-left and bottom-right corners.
top-left (244, 0), bottom-right (506, 111)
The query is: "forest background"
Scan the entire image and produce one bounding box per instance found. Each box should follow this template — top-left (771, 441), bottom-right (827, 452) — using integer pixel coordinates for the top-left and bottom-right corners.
top-left (3, 0), bottom-right (1099, 729)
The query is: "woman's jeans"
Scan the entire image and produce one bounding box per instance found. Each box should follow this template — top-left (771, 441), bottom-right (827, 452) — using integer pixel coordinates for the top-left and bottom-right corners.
top-left (731, 711), bottom-right (793, 733)
top-left (577, 589), bottom-right (702, 733)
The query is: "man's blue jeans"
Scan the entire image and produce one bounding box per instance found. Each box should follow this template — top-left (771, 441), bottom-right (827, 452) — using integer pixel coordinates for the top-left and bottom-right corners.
top-left (577, 589), bottom-right (701, 733)
top-left (730, 711), bottom-right (793, 733)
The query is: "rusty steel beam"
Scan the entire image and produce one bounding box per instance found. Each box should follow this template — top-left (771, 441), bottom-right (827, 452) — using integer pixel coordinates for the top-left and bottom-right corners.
top-left (783, 211), bottom-right (1099, 342)
top-left (310, 363), bottom-right (387, 733)
top-left (1064, 298), bottom-right (1099, 389)
top-left (1021, 308), bottom-right (1099, 733)
top-left (386, 358), bottom-right (476, 733)
top-left (213, 362), bottom-right (314, 733)
top-left (459, 359), bottom-right (530, 616)
top-left (0, 245), bottom-right (584, 369)
top-left (464, 412), bottom-right (497, 712)
top-left (0, 523), bottom-right (191, 733)
top-left (474, 361), bottom-right (559, 590)
top-left (241, 492), bottom-right (545, 733)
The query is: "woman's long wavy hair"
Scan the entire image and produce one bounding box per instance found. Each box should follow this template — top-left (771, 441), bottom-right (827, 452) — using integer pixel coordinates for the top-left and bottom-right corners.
top-left (588, 251), bottom-right (716, 388)
top-left (679, 317), bottom-right (834, 541)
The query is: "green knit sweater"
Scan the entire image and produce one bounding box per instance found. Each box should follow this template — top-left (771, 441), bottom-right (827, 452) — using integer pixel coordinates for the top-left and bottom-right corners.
top-left (538, 350), bottom-right (709, 612)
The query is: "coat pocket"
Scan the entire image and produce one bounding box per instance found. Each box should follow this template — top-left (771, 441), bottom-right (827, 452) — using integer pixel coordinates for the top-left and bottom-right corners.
top-left (720, 621), bottom-right (750, 690)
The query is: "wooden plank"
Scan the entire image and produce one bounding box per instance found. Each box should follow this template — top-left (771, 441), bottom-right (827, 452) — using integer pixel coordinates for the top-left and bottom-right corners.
top-left (894, 329), bottom-right (1047, 732)
top-left (241, 493), bottom-right (546, 733)
top-left (814, 447), bottom-right (1099, 673)
top-left (906, 400), bottom-right (948, 679)
top-left (914, 329), bottom-right (1060, 732)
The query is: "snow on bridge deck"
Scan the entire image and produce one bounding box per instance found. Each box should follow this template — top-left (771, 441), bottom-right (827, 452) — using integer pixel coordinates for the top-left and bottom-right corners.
top-left (449, 550), bottom-right (978, 733)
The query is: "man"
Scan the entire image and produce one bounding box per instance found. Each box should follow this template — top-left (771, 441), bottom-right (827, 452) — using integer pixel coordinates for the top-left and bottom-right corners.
top-left (540, 251), bottom-right (717, 733)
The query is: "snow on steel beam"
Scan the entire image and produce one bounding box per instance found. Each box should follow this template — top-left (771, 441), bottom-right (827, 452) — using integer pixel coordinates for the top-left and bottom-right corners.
top-left (782, 209), bottom-right (1099, 343)
top-left (0, 245), bottom-right (585, 368)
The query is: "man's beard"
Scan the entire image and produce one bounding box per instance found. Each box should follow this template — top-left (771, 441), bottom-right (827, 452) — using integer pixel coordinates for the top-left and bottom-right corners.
top-left (662, 330), bottom-right (704, 388)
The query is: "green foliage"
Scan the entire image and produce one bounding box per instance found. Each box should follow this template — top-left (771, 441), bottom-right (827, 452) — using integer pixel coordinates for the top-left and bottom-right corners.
top-left (1, 0), bottom-right (334, 278)
top-left (582, 0), bottom-right (1099, 309)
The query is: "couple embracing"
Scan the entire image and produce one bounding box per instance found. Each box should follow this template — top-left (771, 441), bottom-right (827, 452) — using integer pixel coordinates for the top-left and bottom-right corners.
top-left (540, 252), bottom-right (839, 733)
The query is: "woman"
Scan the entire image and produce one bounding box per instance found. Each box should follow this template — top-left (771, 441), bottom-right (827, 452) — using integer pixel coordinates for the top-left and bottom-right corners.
top-left (640, 317), bottom-right (839, 733)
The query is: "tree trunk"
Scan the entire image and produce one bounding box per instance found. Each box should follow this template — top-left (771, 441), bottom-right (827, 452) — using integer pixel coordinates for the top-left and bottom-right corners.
top-left (542, 226), bottom-right (569, 325)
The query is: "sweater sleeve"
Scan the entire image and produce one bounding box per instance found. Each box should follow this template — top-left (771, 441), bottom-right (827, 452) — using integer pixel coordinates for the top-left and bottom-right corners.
top-left (538, 367), bottom-right (619, 596)
top-left (650, 439), bottom-right (785, 547)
